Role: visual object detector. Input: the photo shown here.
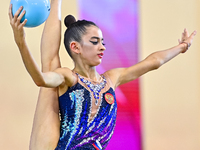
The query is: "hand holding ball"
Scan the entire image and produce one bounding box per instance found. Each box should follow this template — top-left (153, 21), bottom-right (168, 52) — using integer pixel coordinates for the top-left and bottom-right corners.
top-left (10, 0), bottom-right (50, 28)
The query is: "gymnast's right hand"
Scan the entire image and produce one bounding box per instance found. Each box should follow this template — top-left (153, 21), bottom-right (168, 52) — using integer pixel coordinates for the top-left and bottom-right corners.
top-left (8, 4), bottom-right (27, 46)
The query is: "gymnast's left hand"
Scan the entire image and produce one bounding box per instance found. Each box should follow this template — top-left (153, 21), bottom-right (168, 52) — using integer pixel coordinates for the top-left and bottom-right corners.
top-left (178, 28), bottom-right (197, 53)
top-left (8, 4), bottom-right (27, 46)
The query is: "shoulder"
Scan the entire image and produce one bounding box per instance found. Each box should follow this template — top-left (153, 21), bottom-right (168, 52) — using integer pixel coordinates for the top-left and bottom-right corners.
top-left (103, 68), bottom-right (125, 89)
top-left (104, 68), bottom-right (126, 80)
top-left (54, 67), bottom-right (75, 78)
top-left (54, 67), bottom-right (76, 87)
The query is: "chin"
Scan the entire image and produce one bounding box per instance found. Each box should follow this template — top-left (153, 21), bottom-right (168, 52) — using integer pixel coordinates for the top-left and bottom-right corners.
top-left (90, 60), bottom-right (102, 67)
top-left (96, 60), bottom-right (102, 66)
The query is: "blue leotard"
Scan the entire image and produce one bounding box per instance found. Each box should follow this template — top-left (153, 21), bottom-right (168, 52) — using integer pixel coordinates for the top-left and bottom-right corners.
top-left (55, 73), bottom-right (117, 150)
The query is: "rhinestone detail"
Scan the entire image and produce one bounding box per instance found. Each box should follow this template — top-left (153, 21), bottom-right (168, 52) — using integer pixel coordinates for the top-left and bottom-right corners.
top-left (76, 73), bottom-right (107, 105)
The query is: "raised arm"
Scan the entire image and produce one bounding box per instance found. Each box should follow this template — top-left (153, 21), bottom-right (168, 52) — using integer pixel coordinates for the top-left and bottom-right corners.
top-left (40, 0), bottom-right (62, 72)
top-left (106, 29), bottom-right (197, 89)
top-left (9, 5), bottom-right (64, 88)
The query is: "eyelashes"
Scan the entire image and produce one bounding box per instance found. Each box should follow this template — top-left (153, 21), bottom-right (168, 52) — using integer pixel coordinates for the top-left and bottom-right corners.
top-left (90, 41), bottom-right (98, 45)
top-left (90, 41), bottom-right (105, 46)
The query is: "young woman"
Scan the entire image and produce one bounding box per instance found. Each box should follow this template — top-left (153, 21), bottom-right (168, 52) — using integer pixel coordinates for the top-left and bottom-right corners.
top-left (9, 1), bottom-right (196, 149)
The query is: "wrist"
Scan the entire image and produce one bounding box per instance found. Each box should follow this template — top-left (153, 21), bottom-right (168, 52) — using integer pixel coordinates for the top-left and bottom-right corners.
top-left (16, 38), bottom-right (26, 49)
top-left (179, 42), bottom-right (190, 53)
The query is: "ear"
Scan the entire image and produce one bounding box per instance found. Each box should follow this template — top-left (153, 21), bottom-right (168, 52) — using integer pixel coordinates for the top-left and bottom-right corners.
top-left (70, 41), bottom-right (80, 54)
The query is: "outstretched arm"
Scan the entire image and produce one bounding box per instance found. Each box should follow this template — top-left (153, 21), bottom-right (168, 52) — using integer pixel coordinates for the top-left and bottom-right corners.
top-left (106, 29), bottom-right (197, 89)
top-left (41, 0), bottom-right (62, 72)
top-left (9, 5), bottom-right (64, 88)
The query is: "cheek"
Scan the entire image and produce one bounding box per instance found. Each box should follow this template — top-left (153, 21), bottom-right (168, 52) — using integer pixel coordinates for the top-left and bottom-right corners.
top-left (82, 45), bottom-right (95, 54)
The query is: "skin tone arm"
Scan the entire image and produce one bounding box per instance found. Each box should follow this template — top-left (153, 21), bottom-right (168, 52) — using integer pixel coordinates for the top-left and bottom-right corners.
top-left (9, 5), bottom-right (65, 88)
top-left (106, 29), bottom-right (197, 89)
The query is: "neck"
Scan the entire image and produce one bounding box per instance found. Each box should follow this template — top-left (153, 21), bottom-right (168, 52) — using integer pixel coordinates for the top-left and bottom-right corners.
top-left (73, 63), bottom-right (100, 82)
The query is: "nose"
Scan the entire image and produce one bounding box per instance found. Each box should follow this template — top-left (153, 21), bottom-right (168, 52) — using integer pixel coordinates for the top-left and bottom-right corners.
top-left (100, 43), bottom-right (106, 51)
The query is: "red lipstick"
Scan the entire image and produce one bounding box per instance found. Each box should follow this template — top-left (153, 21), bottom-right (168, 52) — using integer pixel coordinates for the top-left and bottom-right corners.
top-left (98, 53), bottom-right (104, 58)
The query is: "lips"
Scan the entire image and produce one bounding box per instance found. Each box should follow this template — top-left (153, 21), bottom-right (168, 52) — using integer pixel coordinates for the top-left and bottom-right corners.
top-left (97, 53), bottom-right (104, 58)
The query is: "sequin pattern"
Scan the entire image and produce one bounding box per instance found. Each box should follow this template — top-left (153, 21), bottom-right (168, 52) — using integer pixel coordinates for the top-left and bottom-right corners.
top-left (76, 73), bottom-right (107, 105)
top-left (55, 76), bottom-right (117, 150)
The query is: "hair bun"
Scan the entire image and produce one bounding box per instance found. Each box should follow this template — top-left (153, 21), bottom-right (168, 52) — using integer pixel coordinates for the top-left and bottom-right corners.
top-left (64, 15), bottom-right (76, 28)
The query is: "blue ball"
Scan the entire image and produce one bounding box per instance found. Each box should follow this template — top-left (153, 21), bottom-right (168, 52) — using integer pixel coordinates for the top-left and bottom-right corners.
top-left (10, 0), bottom-right (50, 28)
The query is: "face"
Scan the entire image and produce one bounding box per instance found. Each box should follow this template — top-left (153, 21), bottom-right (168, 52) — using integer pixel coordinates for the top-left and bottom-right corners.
top-left (78, 26), bottom-right (106, 66)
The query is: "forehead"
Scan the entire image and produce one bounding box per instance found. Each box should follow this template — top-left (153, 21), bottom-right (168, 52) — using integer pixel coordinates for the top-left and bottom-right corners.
top-left (83, 26), bottom-right (103, 39)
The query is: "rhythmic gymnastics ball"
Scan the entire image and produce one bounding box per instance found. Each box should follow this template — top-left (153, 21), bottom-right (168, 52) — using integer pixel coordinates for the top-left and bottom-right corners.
top-left (10, 0), bottom-right (50, 28)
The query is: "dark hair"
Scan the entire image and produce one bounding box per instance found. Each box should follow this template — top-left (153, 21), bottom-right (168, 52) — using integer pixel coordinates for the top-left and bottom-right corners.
top-left (64, 15), bottom-right (98, 58)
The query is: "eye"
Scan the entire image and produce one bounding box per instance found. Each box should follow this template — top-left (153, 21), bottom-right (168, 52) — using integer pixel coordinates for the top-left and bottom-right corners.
top-left (102, 43), bottom-right (105, 46)
top-left (90, 41), bottom-right (98, 45)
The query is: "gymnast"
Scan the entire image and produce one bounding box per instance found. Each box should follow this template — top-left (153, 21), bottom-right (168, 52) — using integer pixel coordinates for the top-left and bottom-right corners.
top-left (9, 0), bottom-right (196, 149)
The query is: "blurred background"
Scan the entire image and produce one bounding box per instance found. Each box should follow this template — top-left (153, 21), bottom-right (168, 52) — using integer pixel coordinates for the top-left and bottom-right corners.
top-left (1, 0), bottom-right (200, 149)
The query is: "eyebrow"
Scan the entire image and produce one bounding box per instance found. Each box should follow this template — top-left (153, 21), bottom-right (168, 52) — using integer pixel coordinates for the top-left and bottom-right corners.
top-left (90, 36), bottom-right (104, 41)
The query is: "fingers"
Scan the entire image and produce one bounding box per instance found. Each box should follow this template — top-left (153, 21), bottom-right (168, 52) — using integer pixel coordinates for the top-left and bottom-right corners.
top-left (13, 6), bottom-right (24, 23)
top-left (178, 39), bottom-right (181, 44)
top-left (181, 33), bottom-right (185, 41)
top-left (184, 28), bottom-right (189, 37)
top-left (9, 4), bottom-right (24, 22)
top-left (17, 9), bottom-right (26, 23)
top-left (181, 28), bottom-right (188, 41)
top-left (181, 29), bottom-right (186, 42)
top-left (19, 19), bottom-right (28, 28)
top-left (190, 30), bottom-right (197, 38)
top-left (180, 28), bottom-right (196, 42)
top-left (186, 30), bottom-right (197, 47)
top-left (8, 4), bottom-right (13, 21)
top-left (179, 29), bottom-right (196, 49)
top-left (187, 30), bottom-right (197, 42)
top-left (9, 4), bottom-right (27, 28)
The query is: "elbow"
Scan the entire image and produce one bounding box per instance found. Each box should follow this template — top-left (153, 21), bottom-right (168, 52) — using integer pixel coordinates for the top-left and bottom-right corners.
top-left (33, 73), bottom-right (50, 87)
top-left (153, 61), bottom-right (162, 70)
top-left (150, 57), bottom-right (163, 70)
top-left (34, 80), bottom-right (46, 87)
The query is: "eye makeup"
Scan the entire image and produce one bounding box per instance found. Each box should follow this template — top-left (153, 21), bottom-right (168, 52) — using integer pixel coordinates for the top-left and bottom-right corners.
top-left (90, 36), bottom-right (105, 46)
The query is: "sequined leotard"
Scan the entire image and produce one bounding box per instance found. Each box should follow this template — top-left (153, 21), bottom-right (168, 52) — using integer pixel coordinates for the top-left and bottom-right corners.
top-left (55, 73), bottom-right (117, 150)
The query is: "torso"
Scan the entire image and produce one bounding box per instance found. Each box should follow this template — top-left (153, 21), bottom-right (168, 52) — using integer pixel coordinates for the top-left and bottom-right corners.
top-left (55, 72), bottom-right (117, 150)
